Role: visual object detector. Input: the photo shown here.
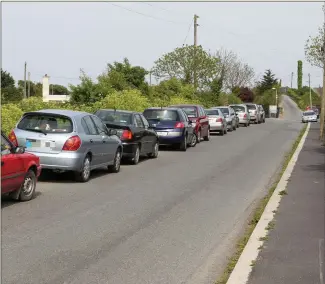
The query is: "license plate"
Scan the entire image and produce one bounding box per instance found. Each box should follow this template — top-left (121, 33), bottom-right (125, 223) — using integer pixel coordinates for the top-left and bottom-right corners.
top-left (26, 139), bottom-right (40, 148)
top-left (157, 132), bottom-right (168, 136)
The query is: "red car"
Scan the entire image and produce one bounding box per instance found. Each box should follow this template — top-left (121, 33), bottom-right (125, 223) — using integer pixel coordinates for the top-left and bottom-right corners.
top-left (1, 132), bottom-right (41, 201)
top-left (169, 104), bottom-right (210, 143)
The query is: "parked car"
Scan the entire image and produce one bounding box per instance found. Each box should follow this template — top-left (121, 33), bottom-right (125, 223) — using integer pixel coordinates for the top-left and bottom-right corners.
top-left (232, 107), bottom-right (240, 128)
top-left (302, 110), bottom-right (318, 123)
top-left (258, 105), bottom-right (266, 123)
top-left (143, 107), bottom-right (197, 151)
top-left (94, 109), bottom-right (159, 165)
top-left (205, 108), bottom-right (227, 135)
top-left (212, 106), bottom-right (237, 131)
top-left (168, 104), bottom-right (210, 143)
top-left (229, 104), bottom-right (250, 127)
top-left (245, 103), bottom-right (261, 124)
top-left (9, 109), bottom-right (123, 182)
top-left (1, 131), bottom-right (41, 201)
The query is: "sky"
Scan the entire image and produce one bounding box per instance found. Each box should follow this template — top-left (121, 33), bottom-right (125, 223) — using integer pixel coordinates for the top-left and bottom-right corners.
top-left (2, 1), bottom-right (324, 89)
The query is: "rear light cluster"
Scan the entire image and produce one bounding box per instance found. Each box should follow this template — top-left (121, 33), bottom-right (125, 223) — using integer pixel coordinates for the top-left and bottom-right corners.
top-left (243, 113), bottom-right (247, 118)
top-left (175, 122), bottom-right (185, 128)
top-left (121, 130), bottom-right (133, 140)
top-left (62, 135), bottom-right (81, 151)
top-left (216, 118), bottom-right (223, 122)
top-left (8, 130), bottom-right (18, 146)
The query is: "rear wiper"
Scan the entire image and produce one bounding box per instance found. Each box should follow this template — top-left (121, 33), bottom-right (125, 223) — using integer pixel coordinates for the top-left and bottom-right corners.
top-left (25, 128), bottom-right (47, 135)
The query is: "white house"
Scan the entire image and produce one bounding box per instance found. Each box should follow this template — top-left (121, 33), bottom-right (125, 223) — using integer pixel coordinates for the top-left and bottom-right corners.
top-left (42, 74), bottom-right (70, 103)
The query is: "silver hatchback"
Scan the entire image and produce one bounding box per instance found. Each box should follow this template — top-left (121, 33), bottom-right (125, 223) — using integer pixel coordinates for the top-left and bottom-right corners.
top-left (229, 104), bottom-right (251, 127)
top-left (9, 109), bottom-right (123, 182)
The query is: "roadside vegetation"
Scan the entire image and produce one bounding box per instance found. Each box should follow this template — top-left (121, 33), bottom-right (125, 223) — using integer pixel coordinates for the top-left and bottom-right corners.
top-left (2, 45), bottom-right (280, 135)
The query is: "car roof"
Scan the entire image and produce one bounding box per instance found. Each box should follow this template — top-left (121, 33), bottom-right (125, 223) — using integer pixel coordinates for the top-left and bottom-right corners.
top-left (144, 107), bottom-right (180, 111)
top-left (24, 109), bottom-right (89, 118)
top-left (169, 104), bottom-right (201, 107)
top-left (96, 109), bottom-right (139, 115)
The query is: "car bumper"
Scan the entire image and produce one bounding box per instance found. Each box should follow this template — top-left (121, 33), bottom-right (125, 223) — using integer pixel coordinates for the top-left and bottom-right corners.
top-left (158, 135), bottom-right (184, 145)
top-left (209, 123), bottom-right (224, 131)
top-left (28, 151), bottom-right (85, 171)
top-left (238, 117), bottom-right (249, 124)
top-left (122, 142), bottom-right (138, 158)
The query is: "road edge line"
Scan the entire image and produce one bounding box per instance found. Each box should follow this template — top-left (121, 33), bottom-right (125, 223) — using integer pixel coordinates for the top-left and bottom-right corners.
top-left (224, 122), bottom-right (310, 284)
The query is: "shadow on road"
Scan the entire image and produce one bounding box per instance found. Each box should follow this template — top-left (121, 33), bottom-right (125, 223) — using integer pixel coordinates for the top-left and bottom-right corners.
top-left (1, 191), bottom-right (42, 209)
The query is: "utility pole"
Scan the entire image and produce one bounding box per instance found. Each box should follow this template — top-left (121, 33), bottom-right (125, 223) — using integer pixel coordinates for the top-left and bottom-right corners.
top-left (320, 5), bottom-right (325, 141)
top-left (23, 62), bottom-right (27, 99)
top-left (291, 72), bottom-right (294, 88)
top-left (308, 73), bottom-right (312, 109)
top-left (27, 72), bottom-right (31, 98)
top-left (149, 70), bottom-right (152, 86)
top-left (193, 14), bottom-right (199, 89)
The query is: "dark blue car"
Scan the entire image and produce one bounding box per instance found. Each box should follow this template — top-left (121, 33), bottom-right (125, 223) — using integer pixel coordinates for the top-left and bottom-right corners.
top-left (143, 107), bottom-right (197, 151)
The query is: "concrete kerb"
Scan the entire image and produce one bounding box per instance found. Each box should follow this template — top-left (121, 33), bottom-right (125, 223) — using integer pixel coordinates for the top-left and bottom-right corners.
top-left (226, 122), bottom-right (311, 284)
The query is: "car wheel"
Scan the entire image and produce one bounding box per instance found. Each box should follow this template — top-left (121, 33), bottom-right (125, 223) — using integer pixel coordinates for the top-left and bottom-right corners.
top-left (148, 141), bottom-right (159, 158)
top-left (75, 155), bottom-right (91, 182)
top-left (232, 122), bottom-right (236, 131)
top-left (180, 134), bottom-right (187, 151)
top-left (131, 145), bottom-right (140, 165)
top-left (108, 148), bottom-right (122, 173)
top-left (224, 127), bottom-right (227, 135)
top-left (18, 169), bottom-right (36, 201)
top-left (204, 128), bottom-right (210, 141)
top-left (196, 130), bottom-right (201, 143)
top-left (189, 133), bottom-right (197, 147)
top-left (220, 128), bottom-right (224, 136)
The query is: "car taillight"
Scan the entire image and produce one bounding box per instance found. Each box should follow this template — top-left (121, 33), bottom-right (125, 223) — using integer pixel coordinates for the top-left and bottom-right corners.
top-left (216, 118), bottom-right (223, 122)
top-left (175, 122), bottom-right (185, 128)
top-left (62, 135), bottom-right (81, 151)
top-left (8, 130), bottom-right (18, 146)
top-left (244, 113), bottom-right (247, 118)
top-left (121, 130), bottom-right (133, 140)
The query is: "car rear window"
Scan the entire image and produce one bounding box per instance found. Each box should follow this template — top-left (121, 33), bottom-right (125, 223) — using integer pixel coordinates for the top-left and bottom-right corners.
top-left (178, 106), bottom-right (198, 118)
top-left (230, 105), bottom-right (245, 113)
top-left (246, 105), bottom-right (256, 110)
top-left (143, 109), bottom-right (180, 121)
top-left (17, 113), bottom-right (73, 134)
top-left (218, 108), bottom-right (229, 115)
top-left (303, 111), bottom-right (315, 116)
top-left (95, 110), bottom-right (133, 125)
top-left (205, 109), bottom-right (219, 116)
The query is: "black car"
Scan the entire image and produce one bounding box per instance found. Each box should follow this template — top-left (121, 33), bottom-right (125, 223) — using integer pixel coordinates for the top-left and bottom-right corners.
top-left (143, 107), bottom-right (197, 151)
top-left (94, 109), bottom-right (159, 165)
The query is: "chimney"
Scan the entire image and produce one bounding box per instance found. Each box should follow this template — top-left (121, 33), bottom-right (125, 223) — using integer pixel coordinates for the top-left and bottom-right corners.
top-left (42, 74), bottom-right (50, 102)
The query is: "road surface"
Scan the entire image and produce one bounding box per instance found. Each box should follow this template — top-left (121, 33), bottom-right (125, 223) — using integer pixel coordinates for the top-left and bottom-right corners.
top-left (2, 96), bottom-right (303, 284)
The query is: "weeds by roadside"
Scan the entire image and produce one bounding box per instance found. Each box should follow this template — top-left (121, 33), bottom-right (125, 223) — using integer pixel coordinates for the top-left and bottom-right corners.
top-left (215, 124), bottom-right (307, 284)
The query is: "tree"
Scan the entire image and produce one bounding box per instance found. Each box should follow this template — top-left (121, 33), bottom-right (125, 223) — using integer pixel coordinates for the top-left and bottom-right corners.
top-left (1, 69), bottom-right (23, 103)
top-left (215, 48), bottom-right (255, 92)
top-left (237, 87), bottom-right (255, 103)
top-left (297, 60), bottom-right (303, 90)
top-left (1, 69), bottom-right (15, 88)
top-left (305, 26), bottom-right (324, 68)
top-left (256, 69), bottom-right (278, 93)
top-left (152, 45), bottom-right (220, 89)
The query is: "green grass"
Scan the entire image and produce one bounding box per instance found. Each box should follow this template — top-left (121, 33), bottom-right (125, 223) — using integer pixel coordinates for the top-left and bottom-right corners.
top-left (279, 190), bottom-right (288, 196)
top-left (215, 124), bottom-right (307, 284)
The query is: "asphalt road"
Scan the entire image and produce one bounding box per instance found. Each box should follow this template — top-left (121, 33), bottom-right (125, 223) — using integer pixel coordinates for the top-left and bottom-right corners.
top-left (2, 96), bottom-right (304, 284)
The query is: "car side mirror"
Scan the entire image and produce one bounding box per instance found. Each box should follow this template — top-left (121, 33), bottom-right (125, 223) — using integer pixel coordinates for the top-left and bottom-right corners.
top-left (15, 146), bottom-right (25, 154)
top-left (108, 129), bottom-right (117, 136)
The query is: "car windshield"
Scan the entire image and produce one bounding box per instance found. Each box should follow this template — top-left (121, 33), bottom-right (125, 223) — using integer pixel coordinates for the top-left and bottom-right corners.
top-left (205, 109), bottom-right (219, 116)
top-left (95, 110), bottom-right (133, 125)
top-left (143, 109), bottom-right (180, 121)
top-left (218, 108), bottom-right (229, 115)
top-left (303, 111), bottom-right (315, 116)
top-left (230, 105), bottom-right (245, 113)
top-left (246, 105), bottom-right (256, 110)
top-left (178, 106), bottom-right (198, 118)
top-left (17, 113), bottom-right (73, 134)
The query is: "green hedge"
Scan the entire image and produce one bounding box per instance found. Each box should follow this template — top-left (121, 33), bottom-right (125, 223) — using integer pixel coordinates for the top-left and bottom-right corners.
top-left (2, 90), bottom-right (239, 136)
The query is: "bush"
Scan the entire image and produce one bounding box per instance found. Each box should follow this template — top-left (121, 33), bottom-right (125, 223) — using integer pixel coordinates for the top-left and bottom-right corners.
top-left (1, 104), bottom-right (24, 135)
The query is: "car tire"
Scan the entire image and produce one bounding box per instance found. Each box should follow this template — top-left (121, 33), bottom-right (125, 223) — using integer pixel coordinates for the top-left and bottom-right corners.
top-left (180, 134), bottom-right (187, 151)
top-left (224, 127), bottom-right (228, 135)
top-left (189, 133), bottom-right (197, 147)
top-left (18, 169), bottom-right (36, 201)
top-left (108, 148), bottom-right (122, 173)
top-left (148, 141), bottom-right (159, 158)
top-left (196, 130), bottom-right (201, 143)
top-left (220, 128), bottom-right (224, 136)
top-left (75, 155), bottom-right (91, 183)
top-left (131, 145), bottom-right (140, 165)
top-left (204, 128), bottom-right (210, 141)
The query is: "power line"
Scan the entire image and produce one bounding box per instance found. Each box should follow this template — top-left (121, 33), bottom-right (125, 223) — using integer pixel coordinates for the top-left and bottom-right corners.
top-left (110, 3), bottom-right (187, 25)
top-left (140, 2), bottom-right (174, 13)
top-left (182, 19), bottom-right (194, 46)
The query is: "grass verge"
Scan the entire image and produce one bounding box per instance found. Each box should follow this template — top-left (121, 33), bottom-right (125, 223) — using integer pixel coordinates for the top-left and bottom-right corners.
top-left (215, 123), bottom-right (308, 284)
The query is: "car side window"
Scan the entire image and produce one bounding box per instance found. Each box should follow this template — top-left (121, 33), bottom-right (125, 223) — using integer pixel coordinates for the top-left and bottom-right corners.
top-left (182, 110), bottom-right (189, 122)
top-left (178, 110), bottom-right (185, 122)
top-left (134, 114), bottom-right (145, 128)
top-left (198, 107), bottom-right (203, 117)
top-left (1, 135), bottom-right (12, 156)
top-left (140, 114), bottom-right (150, 128)
top-left (91, 115), bottom-right (109, 135)
top-left (83, 115), bottom-right (98, 135)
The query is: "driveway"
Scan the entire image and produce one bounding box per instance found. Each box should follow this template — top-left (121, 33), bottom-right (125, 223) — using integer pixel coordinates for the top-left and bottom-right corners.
top-left (2, 96), bottom-right (303, 284)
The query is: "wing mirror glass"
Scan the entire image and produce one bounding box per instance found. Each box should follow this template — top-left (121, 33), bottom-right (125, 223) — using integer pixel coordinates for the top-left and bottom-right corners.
top-left (15, 146), bottom-right (25, 154)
